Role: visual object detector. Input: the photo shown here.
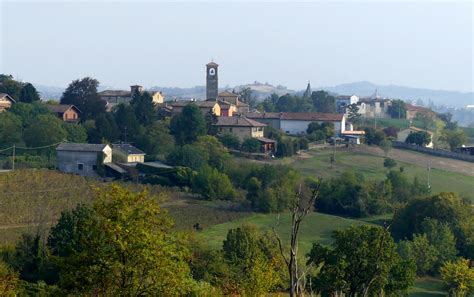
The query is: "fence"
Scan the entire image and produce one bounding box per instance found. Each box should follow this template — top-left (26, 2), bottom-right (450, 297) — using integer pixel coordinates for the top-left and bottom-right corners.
top-left (392, 141), bottom-right (474, 162)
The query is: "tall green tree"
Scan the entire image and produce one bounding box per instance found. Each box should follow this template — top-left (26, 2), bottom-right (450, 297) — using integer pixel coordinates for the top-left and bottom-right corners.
top-left (9, 102), bottom-right (50, 128)
top-left (387, 99), bottom-right (406, 119)
top-left (60, 77), bottom-right (105, 121)
top-left (19, 83), bottom-right (40, 103)
top-left (114, 104), bottom-right (140, 142)
top-left (311, 91), bottom-right (336, 113)
top-left (440, 258), bottom-right (474, 297)
top-left (0, 74), bottom-right (23, 100)
top-left (170, 104), bottom-right (206, 145)
top-left (63, 123), bottom-right (87, 143)
top-left (221, 225), bottom-right (285, 295)
top-left (307, 225), bottom-right (416, 296)
top-left (347, 103), bottom-right (361, 126)
top-left (23, 114), bottom-right (67, 149)
top-left (48, 185), bottom-right (196, 295)
top-left (405, 131), bottom-right (431, 146)
top-left (130, 90), bottom-right (156, 126)
top-left (440, 129), bottom-right (467, 151)
top-left (0, 112), bottom-right (22, 148)
top-left (135, 121), bottom-right (175, 160)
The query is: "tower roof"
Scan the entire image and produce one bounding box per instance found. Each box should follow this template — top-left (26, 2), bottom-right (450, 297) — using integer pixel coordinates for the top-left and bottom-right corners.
top-left (206, 61), bottom-right (219, 67)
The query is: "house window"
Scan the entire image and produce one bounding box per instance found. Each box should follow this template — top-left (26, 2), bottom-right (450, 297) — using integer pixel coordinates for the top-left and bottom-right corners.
top-left (92, 165), bottom-right (97, 171)
top-left (77, 163), bottom-right (84, 170)
top-left (229, 128), bottom-right (233, 132)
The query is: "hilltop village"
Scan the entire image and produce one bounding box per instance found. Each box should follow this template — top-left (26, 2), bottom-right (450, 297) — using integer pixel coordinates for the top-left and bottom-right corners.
top-left (0, 63), bottom-right (473, 295)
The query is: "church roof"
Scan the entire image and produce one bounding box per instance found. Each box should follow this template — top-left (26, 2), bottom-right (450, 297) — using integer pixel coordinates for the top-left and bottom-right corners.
top-left (218, 91), bottom-right (239, 97)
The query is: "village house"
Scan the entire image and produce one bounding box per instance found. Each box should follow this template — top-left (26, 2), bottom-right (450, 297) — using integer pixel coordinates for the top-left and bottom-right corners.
top-left (56, 143), bottom-right (112, 177)
top-left (0, 93), bottom-right (15, 112)
top-left (216, 91), bottom-right (250, 115)
top-left (45, 104), bottom-right (81, 122)
top-left (112, 143), bottom-right (146, 163)
top-left (397, 126), bottom-right (434, 148)
top-left (244, 112), bottom-right (347, 135)
top-left (168, 100), bottom-right (221, 116)
top-left (98, 85), bottom-right (164, 111)
top-left (214, 115), bottom-right (276, 152)
top-left (353, 90), bottom-right (392, 118)
top-left (405, 104), bottom-right (434, 120)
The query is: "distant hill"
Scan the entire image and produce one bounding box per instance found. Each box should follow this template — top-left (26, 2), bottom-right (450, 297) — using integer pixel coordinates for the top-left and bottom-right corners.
top-left (35, 80), bottom-right (473, 108)
top-left (320, 81), bottom-right (473, 108)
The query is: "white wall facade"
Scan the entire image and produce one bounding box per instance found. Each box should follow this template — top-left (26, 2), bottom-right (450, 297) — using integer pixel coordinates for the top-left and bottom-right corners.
top-left (280, 118), bottom-right (345, 135)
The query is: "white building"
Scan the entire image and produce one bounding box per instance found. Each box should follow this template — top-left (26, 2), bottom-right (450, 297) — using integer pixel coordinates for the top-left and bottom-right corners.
top-left (335, 95), bottom-right (359, 113)
top-left (279, 112), bottom-right (347, 135)
top-left (56, 143), bottom-right (112, 177)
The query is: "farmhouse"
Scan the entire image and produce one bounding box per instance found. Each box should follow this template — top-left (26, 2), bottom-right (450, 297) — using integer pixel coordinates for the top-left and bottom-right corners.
top-left (280, 112), bottom-right (346, 135)
top-left (0, 93), bottom-right (15, 112)
top-left (45, 104), bottom-right (81, 122)
top-left (216, 91), bottom-right (250, 114)
top-left (397, 127), bottom-right (434, 148)
top-left (405, 104), bottom-right (434, 120)
top-left (169, 100), bottom-right (221, 116)
top-left (98, 85), bottom-right (164, 111)
top-left (56, 143), bottom-right (112, 177)
top-left (112, 143), bottom-right (146, 163)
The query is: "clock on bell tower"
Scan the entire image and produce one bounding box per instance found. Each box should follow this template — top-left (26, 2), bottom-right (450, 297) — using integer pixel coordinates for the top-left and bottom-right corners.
top-left (206, 61), bottom-right (218, 100)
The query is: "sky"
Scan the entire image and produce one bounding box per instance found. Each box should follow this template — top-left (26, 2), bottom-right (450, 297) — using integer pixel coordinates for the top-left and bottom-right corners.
top-left (0, 1), bottom-right (473, 92)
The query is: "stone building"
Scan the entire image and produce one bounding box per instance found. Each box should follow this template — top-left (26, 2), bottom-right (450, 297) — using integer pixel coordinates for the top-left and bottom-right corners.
top-left (45, 104), bottom-right (81, 122)
top-left (0, 93), bottom-right (15, 112)
top-left (98, 85), bottom-right (164, 111)
top-left (206, 62), bottom-right (219, 100)
top-left (56, 143), bottom-right (112, 177)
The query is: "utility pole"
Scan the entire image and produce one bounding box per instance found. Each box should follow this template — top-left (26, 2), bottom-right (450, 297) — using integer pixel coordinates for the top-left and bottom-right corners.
top-left (12, 144), bottom-right (15, 171)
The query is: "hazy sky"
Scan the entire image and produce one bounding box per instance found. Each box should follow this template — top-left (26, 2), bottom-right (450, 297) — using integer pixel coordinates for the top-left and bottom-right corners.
top-left (1, 1), bottom-right (473, 92)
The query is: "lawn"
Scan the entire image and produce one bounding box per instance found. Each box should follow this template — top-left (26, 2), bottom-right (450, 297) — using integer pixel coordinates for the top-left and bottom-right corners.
top-left (288, 149), bottom-right (474, 199)
top-left (409, 277), bottom-right (447, 297)
top-left (198, 212), bottom-right (371, 254)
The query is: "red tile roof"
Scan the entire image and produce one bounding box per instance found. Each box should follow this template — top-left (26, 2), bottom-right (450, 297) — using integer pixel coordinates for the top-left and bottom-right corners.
top-left (280, 112), bottom-right (344, 121)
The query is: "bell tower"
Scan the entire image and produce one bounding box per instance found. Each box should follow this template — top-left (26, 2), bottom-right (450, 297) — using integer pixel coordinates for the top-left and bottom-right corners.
top-left (206, 61), bottom-right (218, 100)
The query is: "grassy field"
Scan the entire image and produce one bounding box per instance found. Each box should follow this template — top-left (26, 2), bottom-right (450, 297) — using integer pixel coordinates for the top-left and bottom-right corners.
top-left (410, 277), bottom-right (447, 297)
top-left (286, 148), bottom-right (474, 199)
top-left (359, 118), bottom-right (425, 130)
top-left (198, 212), bottom-right (371, 254)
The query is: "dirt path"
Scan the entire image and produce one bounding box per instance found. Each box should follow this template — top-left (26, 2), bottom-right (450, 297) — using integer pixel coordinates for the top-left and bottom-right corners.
top-left (353, 146), bottom-right (474, 177)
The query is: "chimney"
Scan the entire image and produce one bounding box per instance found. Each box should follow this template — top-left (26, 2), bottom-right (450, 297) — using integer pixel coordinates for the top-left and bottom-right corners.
top-left (130, 85), bottom-right (143, 95)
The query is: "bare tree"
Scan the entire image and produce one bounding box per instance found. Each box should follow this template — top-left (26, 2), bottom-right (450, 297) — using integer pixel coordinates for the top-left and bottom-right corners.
top-left (274, 179), bottom-right (322, 297)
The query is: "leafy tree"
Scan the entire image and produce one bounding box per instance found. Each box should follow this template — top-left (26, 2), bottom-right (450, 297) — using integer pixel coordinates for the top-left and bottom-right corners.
top-left (311, 91), bottom-right (335, 113)
top-left (0, 74), bottom-right (23, 100)
top-left (135, 121), bottom-right (175, 160)
top-left (379, 139), bottom-right (393, 157)
top-left (48, 185), bottom-right (196, 295)
top-left (307, 225), bottom-right (415, 296)
top-left (60, 77), bottom-right (105, 120)
top-left (221, 225), bottom-right (285, 295)
top-left (307, 122), bottom-right (334, 138)
top-left (388, 99), bottom-right (406, 118)
top-left (440, 258), bottom-right (474, 297)
top-left (113, 103), bottom-right (140, 142)
top-left (347, 103), bottom-right (361, 126)
top-left (192, 165), bottom-right (235, 200)
top-left (385, 170), bottom-right (412, 203)
top-left (405, 131), bottom-right (431, 146)
top-left (194, 135), bottom-right (231, 171)
top-left (170, 104), bottom-right (206, 145)
top-left (364, 127), bottom-right (385, 145)
top-left (415, 112), bottom-right (436, 131)
top-left (12, 233), bottom-right (56, 283)
top-left (440, 129), bottom-right (467, 151)
top-left (218, 133), bottom-right (241, 150)
top-left (87, 113), bottom-right (120, 143)
top-left (23, 114), bottom-right (67, 149)
top-left (420, 218), bottom-right (458, 271)
top-left (383, 157), bottom-right (397, 169)
top-left (62, 123), bottom-right (87, 143)
top-left (0, 260), bottom-right (19, 296)
top-left (9, 102), bottom-right (50, 128)
top-left (130, 90), bottom-right (156, 126)
top-left (397, 234), bottom-right (439, 275)
top-left (241, 138), bottom-right (261, 153)
top-left (0, 112), bottom-right (22, 148)
top-left (391, 192), bottom-right (474, 259)
top-left (238, 87), bottom-right (256, 108)
top-left (19, 83), bottom-right (40, 103)
top-left (167, 144), bottom-right (209, 170)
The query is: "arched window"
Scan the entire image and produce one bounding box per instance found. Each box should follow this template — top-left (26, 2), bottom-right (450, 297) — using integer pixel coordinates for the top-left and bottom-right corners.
top-left (209, 68), bottom-right (215, 75)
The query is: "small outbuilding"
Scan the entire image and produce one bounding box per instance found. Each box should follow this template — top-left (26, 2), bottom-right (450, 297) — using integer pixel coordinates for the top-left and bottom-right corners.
top-left (112, 143), bottom-right (146, 163)
top-left (56, 143), bottom-right (112, 177)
